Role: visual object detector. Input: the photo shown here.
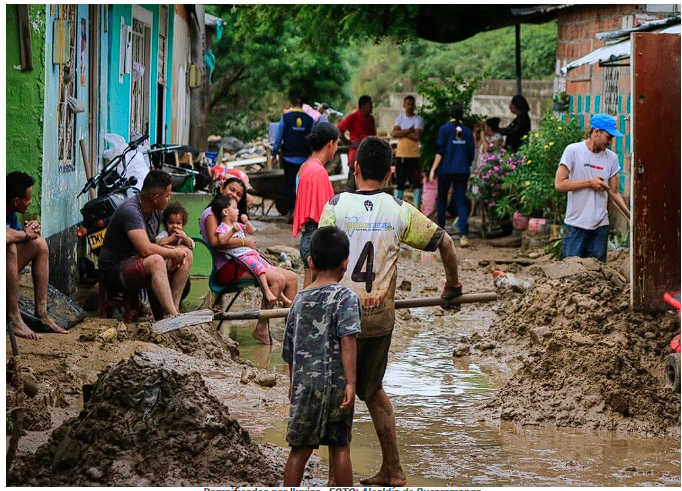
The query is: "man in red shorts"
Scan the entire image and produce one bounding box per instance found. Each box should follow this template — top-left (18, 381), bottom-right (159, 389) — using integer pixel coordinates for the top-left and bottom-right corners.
top-left (98, 170), bottom-right (192, 319)
top-left (338, 95), bottom-right (376, 191)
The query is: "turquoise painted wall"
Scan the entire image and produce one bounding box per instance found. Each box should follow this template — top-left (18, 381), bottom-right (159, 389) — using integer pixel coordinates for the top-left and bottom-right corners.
top-left (5, 4), bottom-right (47, 220)
top-left (106, 5), bottom-right (173, 145)
top-left (41, 4), bottom-right (91, 238)
top-left (567, 94), bottom-right (631, 194)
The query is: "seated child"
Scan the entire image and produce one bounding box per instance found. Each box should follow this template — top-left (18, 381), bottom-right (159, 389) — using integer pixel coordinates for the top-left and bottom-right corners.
top-left (156, 202), bottom-right (195, 249)
top-left (211, 195), bottom-right (291, 306)
top-left (281, 226), bottom-right (361, 487)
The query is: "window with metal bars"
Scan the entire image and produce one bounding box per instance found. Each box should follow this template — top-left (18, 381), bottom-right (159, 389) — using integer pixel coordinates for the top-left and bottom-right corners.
top-left (58, 4), bottom-right (77, 164)
top-left (130, 18), bottom-right (151, 137)
top-left (603, 67), bottom-right (620, 116)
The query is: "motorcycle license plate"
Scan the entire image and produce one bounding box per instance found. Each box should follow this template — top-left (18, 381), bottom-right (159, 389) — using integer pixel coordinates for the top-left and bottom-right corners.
top-left (87, 228), bottom-right (107, 250)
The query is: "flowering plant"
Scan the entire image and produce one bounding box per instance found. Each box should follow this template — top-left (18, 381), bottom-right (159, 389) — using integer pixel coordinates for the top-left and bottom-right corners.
top-left (470, 149), bottom-right (524, 221)
top-left (509, 113), bottom-right (586, 220)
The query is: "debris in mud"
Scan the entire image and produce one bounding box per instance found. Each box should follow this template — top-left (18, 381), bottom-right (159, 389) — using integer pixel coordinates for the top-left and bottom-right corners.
top-left (133, 321), bottom-right (240, 361)
top-left (479, 257), bottom-right (681, 435)
top-left (8, 354), bottom-right (283, 486)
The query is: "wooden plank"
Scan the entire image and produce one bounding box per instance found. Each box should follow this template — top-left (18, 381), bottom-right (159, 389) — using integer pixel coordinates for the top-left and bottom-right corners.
top-left (17, 5), bottom-right (33, 71)
top-left (632, 32), bottom-right (681, 311)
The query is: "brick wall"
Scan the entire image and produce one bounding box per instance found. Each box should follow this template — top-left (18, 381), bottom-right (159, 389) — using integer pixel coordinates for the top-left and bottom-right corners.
top-left (554, 5), bottom-right (671, 200)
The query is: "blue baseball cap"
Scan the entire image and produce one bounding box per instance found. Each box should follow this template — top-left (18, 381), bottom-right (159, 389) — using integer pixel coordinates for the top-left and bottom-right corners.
top-left (590, 113), bottom-right (623, 137)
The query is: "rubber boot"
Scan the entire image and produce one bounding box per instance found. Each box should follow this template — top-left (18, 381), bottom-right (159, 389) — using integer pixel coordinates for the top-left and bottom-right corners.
top-left (393, 188), bottom-right (404, 200)
top-left (413, 188), bottom-right (422, 212)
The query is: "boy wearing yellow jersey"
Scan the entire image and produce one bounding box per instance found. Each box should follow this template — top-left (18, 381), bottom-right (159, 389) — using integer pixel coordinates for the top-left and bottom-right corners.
top-left (319, 136), bottom-right (463, 486)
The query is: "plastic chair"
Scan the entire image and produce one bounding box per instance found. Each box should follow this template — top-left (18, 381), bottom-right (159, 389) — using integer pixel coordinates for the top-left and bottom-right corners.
top-left (193, 237), bottom-right (264, 330)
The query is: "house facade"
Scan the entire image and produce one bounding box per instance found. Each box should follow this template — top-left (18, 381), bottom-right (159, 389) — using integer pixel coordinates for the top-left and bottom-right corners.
top-left (553, 4), bottom-right (680, 202)
top-left (6, 4), bottom-right (214, 294)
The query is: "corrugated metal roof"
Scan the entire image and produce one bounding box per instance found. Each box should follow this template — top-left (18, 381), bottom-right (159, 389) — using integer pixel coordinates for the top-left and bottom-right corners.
top-left (561, 22), bottom-right (680, 74)
top-left (596, 16), bottom-right (680, 40)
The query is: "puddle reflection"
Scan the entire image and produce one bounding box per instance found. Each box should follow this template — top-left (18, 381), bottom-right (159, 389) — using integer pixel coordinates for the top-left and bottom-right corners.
top-left (226, 309), bottom-right (680, 486)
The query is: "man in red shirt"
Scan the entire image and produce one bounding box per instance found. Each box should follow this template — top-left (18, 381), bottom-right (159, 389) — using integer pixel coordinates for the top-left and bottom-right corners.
top-left (338, 95), bottom-right (376, 191)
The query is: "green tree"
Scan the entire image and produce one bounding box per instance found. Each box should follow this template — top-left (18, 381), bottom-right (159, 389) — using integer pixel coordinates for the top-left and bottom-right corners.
top-left (206, 5), bottom-right (351, 139)
top-left (400, 21), bottom-right (557, 81)
top-left (417, 72), bottom-right (485, 171)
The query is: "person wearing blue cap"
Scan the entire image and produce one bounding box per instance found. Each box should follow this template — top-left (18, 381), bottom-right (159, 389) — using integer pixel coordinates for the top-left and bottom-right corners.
top-left (554, 113), bottom-right (628, 262)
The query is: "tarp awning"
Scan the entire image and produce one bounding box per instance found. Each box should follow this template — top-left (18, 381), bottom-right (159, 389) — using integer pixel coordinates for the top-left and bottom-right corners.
top-left (561, 21), bottom-right (680, 74)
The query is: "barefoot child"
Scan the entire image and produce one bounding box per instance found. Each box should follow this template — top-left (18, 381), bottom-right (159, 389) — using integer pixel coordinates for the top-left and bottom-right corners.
top-left (156, 202), bottom-right (195, 249)
top-left (211, 195), bottom-right (289, 306)
top-left (320, 136), bottom-right (463, 485)
top-left (282, 226), bottom-right (361, 486)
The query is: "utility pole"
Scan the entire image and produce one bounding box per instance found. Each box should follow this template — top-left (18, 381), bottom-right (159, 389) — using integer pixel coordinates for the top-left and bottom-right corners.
top-left (515, 23), bottom-right (522, 95)
top-left (189, 5), bottom-right (208, 150)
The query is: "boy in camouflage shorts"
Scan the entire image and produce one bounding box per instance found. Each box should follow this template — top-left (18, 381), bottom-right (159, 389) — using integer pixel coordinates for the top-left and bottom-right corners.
top-left (282, 226), bottom-right (361, 486)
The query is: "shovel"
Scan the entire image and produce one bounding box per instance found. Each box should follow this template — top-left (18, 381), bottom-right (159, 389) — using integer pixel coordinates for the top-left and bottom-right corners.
top-left (606, 187), bottom-right (630, 223)
top-left (152, 292), bottom-right (498, 334)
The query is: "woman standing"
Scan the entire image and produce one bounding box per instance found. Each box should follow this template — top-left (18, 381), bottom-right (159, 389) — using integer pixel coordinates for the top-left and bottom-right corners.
top-left (499, 95), bottom-right (531, 151)
top-left (292, 123), bottom-right (339, 287)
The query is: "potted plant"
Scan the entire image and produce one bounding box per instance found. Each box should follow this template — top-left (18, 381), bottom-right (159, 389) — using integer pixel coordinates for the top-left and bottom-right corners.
top-left (552, 91), bottom-right (570, 112)
top-left (501, 113), bottom-right (586, 224)
top-left (469, 149), bottom-right (524, 235)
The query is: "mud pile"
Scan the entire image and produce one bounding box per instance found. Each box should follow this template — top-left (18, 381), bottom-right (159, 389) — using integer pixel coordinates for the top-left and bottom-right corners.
top-left (8, 354), bottom-right (283, 486)
top-left (132, 321), bottom-right (241, 361)
top-left (480, 257), bottom-right (680, 435)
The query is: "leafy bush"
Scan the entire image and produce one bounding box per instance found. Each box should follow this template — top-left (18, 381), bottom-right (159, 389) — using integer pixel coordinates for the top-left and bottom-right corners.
top-left (417, 71), bottom-right (485, 172)
top-left (511, 114), bottom-right (585, 220)
top-left (470, 149), bottom-right (524, 221)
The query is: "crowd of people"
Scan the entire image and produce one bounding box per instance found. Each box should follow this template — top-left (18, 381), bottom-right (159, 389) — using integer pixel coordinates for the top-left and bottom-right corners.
top-left (6, 88), bottom-right (629, 486)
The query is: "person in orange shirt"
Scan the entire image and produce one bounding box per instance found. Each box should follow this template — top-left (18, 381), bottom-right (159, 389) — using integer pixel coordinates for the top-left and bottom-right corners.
top-left (292, 123), bottom-right (339, 287)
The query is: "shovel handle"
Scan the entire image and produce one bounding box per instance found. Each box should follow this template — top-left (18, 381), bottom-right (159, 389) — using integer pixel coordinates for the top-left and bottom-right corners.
top-left (606, 187), bottom-right (630, 222)
top-left (215, 292), bottom-right (498, 321)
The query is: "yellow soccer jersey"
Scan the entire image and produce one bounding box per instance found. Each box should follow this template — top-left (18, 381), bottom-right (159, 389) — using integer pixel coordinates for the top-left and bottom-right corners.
top-left (319, 190), bottom-right (444, 338)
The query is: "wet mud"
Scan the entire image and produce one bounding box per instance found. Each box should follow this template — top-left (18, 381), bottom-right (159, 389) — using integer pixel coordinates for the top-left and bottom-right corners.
top-left (470, 257), bottom-right (680, 435)
top-left (132, 320), bottom-right (241, 361)
top-left (7, 354), bottom-right (283, 486)
top-left (6, 219), bottom-right (680, 486)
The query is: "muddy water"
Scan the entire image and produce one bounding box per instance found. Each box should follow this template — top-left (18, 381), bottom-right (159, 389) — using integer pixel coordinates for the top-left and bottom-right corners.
top-left (222, 307), bottom-right (680, 487)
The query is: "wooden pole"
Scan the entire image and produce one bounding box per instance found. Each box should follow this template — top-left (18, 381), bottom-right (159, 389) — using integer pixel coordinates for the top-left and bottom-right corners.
top-left (606, 187), bottom-right (630, 223)
top-left (17, 5), bottom-right (33, 71)
top-left (79, 139), bottom-right (96, 200)
top-left (215, 293), bottom-right (498, 321)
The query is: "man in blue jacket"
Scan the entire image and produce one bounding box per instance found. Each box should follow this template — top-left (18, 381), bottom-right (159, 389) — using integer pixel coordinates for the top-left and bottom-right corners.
top-left (271, 94), bottom-right (315, 220)
top-left (428, 103), bottom-right (475, 247)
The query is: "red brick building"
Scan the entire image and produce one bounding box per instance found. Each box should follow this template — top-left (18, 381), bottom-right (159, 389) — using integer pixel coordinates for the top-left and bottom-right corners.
top-left (554, 4), bottom-right (679, 198)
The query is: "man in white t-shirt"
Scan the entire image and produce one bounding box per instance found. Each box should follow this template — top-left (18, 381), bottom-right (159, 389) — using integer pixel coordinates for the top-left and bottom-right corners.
top-left (554, 113), bottom-right (628, 262)
top-left (391, 95), bottom-right (424, 209)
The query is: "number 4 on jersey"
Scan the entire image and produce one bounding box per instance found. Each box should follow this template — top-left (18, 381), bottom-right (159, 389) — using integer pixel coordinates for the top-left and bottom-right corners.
top-left (351, 241), bottom-right (375, 293)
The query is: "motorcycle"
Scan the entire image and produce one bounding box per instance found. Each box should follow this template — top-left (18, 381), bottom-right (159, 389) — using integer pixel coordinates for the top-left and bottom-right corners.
top-left (77, 133), bottom-right (149, 281)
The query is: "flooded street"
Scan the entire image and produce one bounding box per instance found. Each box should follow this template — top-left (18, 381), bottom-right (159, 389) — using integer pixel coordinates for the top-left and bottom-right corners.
top-left (227, 305), bottom-right (680, 487)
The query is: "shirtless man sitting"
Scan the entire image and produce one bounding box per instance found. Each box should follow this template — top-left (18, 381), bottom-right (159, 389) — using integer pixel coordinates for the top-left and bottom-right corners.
top-left (6, 171), bottom-right (68, 339)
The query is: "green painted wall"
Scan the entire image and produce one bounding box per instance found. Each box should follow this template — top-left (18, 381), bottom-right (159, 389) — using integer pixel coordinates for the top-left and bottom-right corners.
top-left (6, 4), bottom-right (46, 219)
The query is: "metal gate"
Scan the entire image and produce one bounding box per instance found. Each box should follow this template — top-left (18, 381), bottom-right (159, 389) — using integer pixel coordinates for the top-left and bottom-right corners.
top-left (631, 31), bottom-right (681, 310)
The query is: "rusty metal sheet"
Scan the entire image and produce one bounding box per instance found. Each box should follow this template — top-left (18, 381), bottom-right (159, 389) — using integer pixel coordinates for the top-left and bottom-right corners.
top-left (632, 32), bottom-right (681, 311)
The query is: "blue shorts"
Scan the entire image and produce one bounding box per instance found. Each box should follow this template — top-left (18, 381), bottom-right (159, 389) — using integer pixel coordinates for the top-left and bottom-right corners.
top-left (562, 224), bottom-right (609, 263)
top-left (298, 222), bottom-right (317, 269)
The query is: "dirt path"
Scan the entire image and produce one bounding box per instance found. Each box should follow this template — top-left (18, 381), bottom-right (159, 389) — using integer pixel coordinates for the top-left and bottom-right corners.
top-left (6, 218), bottom-right (680, 485)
